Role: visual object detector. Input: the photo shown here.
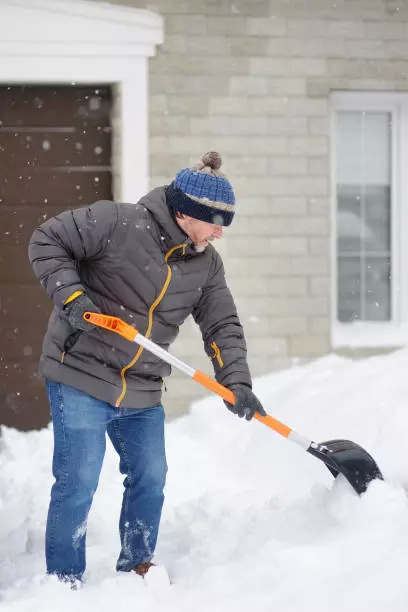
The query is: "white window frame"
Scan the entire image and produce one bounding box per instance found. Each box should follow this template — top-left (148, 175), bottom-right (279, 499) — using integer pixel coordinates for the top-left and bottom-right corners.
top-left (331, 91), bottom-right (408, 348)
top-left (0, 0), bottom-right (163, 202)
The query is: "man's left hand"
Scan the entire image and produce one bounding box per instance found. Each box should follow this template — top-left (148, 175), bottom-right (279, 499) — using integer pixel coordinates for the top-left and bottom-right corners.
top-left (224, 384), bottom-right (267, 421)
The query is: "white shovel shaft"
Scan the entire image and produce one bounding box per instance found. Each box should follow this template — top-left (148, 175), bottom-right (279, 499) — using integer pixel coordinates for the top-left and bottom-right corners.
top-left (133, 333), bottom-right (196, 378)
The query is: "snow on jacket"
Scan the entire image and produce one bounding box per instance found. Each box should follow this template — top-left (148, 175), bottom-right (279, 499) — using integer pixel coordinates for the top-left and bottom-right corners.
top-left (28, 186), bottom-right (252, 409)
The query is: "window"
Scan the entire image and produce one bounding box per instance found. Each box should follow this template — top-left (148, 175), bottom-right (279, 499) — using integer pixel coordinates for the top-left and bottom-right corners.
top-left (336, 110), bottom-right (392, 323)
top-left (332, 93), bottom-right (408, 347)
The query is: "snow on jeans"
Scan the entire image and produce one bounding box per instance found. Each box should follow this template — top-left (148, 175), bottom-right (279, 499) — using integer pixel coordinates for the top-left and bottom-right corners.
top-left (45, 381), bottom-right (167, 580)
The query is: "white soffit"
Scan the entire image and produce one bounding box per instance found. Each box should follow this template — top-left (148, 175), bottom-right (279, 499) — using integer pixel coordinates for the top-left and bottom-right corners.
top-left (0, 0), bottom-right (164, 57)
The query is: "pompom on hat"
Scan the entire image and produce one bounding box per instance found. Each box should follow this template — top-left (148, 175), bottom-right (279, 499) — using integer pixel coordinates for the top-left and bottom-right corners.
top-left (166, 152), bottom-right (235, 227)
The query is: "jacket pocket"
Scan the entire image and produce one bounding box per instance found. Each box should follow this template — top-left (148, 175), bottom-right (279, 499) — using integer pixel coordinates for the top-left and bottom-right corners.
top-left (60, 330), bottom-right (83, 363)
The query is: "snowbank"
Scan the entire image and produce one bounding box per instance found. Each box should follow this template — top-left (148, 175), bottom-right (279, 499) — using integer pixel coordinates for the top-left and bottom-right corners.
top-left (2, 350), bottom-right (408, 610)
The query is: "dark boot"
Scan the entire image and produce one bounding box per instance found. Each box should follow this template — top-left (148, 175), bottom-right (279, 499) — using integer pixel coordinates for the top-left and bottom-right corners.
top-left (132, 561), bottom-right (155, 577)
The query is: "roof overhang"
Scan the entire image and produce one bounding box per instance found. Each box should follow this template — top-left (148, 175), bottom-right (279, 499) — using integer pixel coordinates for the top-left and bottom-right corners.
top-left (0, 0), bottom-right (164, 200)
top-left (0, 0), bottom-right (164, 57)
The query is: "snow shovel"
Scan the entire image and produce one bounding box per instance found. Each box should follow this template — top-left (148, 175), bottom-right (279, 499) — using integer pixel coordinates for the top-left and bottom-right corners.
top-left (83, 312), bottom-right (383, 495)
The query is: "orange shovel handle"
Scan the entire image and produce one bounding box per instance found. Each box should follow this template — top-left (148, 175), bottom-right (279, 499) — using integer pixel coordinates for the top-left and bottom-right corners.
top-left (84, 312), bottom-right (293, 439)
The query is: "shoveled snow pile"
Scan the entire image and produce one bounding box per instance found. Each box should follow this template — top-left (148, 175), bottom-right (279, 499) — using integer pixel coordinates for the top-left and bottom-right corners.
top-left (2, 350), bottom-right (408, 611)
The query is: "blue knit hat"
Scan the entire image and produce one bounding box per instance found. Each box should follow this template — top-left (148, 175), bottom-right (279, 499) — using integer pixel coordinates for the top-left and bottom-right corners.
top-left (166, 152), bottom-right (235, 227)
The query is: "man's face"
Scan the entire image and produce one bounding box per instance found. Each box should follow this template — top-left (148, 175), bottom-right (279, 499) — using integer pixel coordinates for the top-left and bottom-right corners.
top-left (177, 215), bottom-right (223, 251)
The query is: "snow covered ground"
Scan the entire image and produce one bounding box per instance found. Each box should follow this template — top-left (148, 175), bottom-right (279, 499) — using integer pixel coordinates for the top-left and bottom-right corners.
top-left (2, 350), bottom-right (408, 611)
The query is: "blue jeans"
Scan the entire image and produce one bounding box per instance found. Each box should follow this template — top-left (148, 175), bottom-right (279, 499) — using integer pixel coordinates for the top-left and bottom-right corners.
top-left (45, 381), bottom-right (167, 580)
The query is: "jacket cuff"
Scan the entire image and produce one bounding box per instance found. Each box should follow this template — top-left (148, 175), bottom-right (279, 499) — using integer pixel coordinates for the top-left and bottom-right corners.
top-left (64, 290), bottom-right (84, 306)
top-left (215, 369), bottom-right (252, 390)
top-left (52, 284), bottom-right (86, 309)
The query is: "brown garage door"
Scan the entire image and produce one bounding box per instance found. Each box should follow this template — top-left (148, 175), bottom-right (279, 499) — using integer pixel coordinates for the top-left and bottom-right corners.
top-left (0, 85), bottom-right (113, 430)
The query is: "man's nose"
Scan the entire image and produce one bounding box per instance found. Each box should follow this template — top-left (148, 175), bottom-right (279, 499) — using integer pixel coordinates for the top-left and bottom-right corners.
top-left (213, 226), bottom-right (223, 238)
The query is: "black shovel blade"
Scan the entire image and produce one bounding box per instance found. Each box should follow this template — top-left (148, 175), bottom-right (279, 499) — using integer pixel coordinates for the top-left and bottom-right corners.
top-left (307, 439), bottom-right (383, 495)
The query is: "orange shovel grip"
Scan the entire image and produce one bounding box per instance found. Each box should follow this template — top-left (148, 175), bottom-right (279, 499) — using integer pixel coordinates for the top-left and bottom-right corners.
top-left (193, 370), bottom-right (292, 438)
top-left (83, 312), bottom-right (138, 342)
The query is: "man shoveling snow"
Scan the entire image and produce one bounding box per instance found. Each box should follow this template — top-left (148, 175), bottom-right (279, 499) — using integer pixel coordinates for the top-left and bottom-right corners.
top-left (28, 151), bottom-right (266, 585)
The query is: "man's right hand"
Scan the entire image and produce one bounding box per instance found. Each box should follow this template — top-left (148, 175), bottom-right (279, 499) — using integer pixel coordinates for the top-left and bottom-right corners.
top-left (63, 293), bottom-right (101, 332)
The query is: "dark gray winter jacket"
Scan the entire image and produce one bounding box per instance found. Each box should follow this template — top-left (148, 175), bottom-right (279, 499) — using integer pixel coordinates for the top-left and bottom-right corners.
top-left (28, 187), bottom-right (251, 409)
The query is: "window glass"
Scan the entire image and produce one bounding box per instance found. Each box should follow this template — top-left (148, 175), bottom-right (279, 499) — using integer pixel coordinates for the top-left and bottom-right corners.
top-left (336, 111), bottom-right (392, 322)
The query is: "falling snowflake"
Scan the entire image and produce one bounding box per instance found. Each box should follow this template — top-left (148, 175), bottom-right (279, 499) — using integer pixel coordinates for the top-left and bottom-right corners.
top-left (89, 97), bottom-right (101, 111)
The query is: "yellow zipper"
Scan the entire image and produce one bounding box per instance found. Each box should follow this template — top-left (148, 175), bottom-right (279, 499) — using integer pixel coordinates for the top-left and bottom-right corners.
top-left (115, 243), bottom-right (187, 407)
top-left (211, 341), bottom-right (224, 368)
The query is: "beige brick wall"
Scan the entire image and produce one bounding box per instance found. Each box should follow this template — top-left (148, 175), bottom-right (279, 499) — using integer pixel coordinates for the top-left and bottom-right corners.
top-left (107, 0), bottom-right (408, 415)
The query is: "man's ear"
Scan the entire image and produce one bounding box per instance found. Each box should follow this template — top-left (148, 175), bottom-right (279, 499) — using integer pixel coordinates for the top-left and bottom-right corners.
top-left (175, 211), bottom-right (185, 219)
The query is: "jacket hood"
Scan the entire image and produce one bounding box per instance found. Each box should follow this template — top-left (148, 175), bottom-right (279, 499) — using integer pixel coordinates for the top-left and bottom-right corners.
top-left (139, 186), bottom-right (197, 256)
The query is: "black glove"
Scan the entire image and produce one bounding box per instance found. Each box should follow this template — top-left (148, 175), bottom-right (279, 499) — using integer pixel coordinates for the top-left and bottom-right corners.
top-left (63, 293), bottom-right (101, 332)
top-left (224, 384), bottom-right (267, 421)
